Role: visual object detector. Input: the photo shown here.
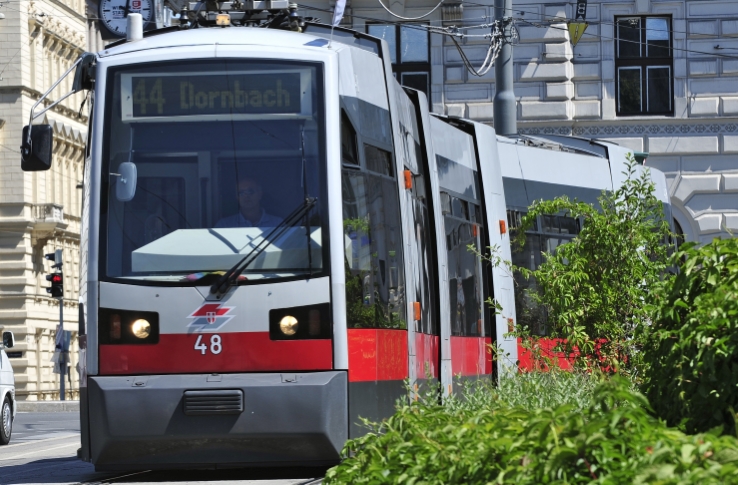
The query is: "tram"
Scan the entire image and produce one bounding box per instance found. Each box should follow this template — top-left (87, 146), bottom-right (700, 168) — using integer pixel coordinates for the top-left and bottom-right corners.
top-left (21, 11), bottom-right (515, 469)
top-left (496, 134), bottom-right (672, 356)
top-left (18, 5), bottom-right (670, 471)
top-left (499, 133), bottom-right (672, 229)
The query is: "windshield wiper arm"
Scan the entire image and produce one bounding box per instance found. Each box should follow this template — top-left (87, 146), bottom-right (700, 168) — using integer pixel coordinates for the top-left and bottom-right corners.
top-left (210, 196), bottom-right (317, 297)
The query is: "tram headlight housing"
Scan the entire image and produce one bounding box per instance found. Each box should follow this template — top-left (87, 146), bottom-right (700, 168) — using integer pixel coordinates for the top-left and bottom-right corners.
top-left (99, 308), bottom-right (159, 344)
top-left (269, 303), bottom-right (331, 340)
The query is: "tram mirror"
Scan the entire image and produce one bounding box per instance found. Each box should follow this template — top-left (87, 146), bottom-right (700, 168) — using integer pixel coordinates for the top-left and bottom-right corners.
top-left (115, 162), bottom-right (138, 202)
top-left (20, 124), bottom-right (54, 172)
top-left (72, 52), bottom-right (96, 92)
top-left (2, 331), bottom-right (14, 349)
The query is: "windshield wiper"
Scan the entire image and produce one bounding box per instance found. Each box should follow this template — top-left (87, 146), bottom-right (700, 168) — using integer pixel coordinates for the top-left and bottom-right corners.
top-left (210, 196), bottom-right (317, 297)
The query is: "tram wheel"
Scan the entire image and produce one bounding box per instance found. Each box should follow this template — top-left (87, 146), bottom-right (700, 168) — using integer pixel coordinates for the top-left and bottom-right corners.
top-left (0, 396), bottom-right (12, 445)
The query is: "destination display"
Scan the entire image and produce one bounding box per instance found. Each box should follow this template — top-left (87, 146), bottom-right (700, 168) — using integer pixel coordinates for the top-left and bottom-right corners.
top-left (121, 70), bottom-right (309, 120)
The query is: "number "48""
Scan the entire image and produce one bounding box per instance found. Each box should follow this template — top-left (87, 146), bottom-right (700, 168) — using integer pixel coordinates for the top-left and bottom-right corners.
top-left (194, 334), bottom-right (222, 355)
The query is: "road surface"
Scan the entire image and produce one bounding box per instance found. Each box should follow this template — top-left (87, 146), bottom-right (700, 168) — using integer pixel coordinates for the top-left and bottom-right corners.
top-left (1, 412), bottom-right (324, 485)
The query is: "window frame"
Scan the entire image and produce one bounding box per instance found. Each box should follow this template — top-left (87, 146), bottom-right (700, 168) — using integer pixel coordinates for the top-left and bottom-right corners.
top-left (366, 22), bottom-right (432, 97)
top-left (615, 15), bottom-right (674, 117)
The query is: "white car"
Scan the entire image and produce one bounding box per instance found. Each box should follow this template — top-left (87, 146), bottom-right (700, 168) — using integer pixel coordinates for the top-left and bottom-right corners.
top-left (1, 331), bottom-right (16, 445)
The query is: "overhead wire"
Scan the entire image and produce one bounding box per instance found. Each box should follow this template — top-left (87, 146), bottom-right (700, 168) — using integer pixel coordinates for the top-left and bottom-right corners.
top-left (0, 1), bottom-right (95, 77)
top-left (0, 143), bottom-right (22, 154)
top-left (296, 3), bottom-right (738, 89)
top-left (297, 3), bottom-right (507, 76)
top-left (456, 0), bottom-right (737, 59)
top-left (0, 48), bottom-right (22, 79)
top-left (298, 3), bottom-right (514, 36)
top-left (461, 0), bottom-right (738, 35)
top-left (451, 35), bottom-right (498, 76)
top-left (297, 3), bottom-right (461, 34)
top-left (514, 17), bottom-right (738, 61)
top-left (0, 3), bottom-right (91, 32)
top-left (460, 0), bottom-right (738, 56)
top-left (375, 0), bottom-right (444, 21)
top-left (9, 0), bottom-right (738, 30)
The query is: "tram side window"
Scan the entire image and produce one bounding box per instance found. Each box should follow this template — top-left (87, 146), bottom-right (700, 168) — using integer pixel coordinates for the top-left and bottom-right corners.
top-left (365, 144), bottom-right (394, 177)
top-left (542, 214), bottom-right (580, 235)
top-left (341, 111), bottom-right (359, 166)
top-left (437, 156), bottom-right (485, 337)
top-left (510, 232), bottom-right (548, 336)
top-left (508, 212), bottom-right (582, 336)
top-left (445, 199), bottom-right (484, 337)
top-left (342, 169), bottom-right (406, 329)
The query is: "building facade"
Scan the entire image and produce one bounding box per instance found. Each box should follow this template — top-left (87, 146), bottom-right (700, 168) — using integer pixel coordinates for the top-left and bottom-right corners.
top-left (308, 0), bottom-right (738, 244)
top-left (0, 0), bottom-right (87, 399)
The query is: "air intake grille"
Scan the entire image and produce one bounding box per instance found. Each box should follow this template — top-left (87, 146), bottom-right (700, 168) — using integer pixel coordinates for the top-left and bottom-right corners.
top-left (183, 390), bottom-right (244, 415)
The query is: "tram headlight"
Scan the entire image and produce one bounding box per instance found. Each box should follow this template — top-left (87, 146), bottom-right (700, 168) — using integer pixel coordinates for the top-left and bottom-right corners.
top-left (131, 319), bottom-right (151, 339)
top-left (279, 315), bottom-right (299, 336)
top-left (269, 303), bottom-right (331, 340)
top-left (99, 308), bottom-right (159, 344)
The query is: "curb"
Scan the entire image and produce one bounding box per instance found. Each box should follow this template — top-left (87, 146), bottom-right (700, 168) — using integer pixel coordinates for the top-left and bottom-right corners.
top-left (16, 400), bottom-right (80, 413)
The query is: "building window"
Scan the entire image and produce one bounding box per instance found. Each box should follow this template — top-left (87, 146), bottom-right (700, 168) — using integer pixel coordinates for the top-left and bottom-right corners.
top-left (615, 16), bottom-right (673, 116)
top-left (366, 23), bottom-right (431, 96)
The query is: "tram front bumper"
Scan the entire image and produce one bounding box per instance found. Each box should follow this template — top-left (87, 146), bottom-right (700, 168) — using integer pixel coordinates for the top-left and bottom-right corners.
top-left (87, 371), bottom-right (347, 470)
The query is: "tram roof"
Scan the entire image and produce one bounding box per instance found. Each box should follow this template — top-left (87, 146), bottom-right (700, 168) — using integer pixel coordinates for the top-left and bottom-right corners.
top-left (98, 27), bottom-right (345, 58)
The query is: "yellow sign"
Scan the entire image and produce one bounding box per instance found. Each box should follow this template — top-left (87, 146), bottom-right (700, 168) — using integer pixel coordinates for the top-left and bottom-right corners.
top-left (568, 22), bottom-right (588, 46)
top-left (122, 72), bottom-right (304, 120)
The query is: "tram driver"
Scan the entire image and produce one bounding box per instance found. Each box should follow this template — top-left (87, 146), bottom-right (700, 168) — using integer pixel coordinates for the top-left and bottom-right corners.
top-left (216, 177), bottom-right (282, 228)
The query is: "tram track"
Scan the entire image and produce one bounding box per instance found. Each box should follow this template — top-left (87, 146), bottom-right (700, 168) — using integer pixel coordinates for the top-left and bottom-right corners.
top-left (80, 470), bottom-right (153, 485)
top-left (77, 468), bottom-right (323, 484)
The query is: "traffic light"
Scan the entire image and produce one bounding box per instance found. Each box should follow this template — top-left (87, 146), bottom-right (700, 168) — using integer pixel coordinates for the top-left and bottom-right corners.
top-left (45, 249), bottom-right (62, 269)
top-left (46, 273), bottom-right (63, 298)
top-left (45, 249), bottom-right (63, 298)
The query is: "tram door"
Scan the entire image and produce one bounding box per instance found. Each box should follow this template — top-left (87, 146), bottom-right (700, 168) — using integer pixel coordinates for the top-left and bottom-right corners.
top-left (400, 89), bottom-right (440, 389)
top-left (429, 117), bottom-right (493, 394)
top-left (340, 101), bottom-right (409, 438)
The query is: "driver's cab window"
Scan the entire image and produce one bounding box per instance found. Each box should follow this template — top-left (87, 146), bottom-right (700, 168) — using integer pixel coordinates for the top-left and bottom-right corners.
top-left (103, 60), bottom-right (326, 281)
top-left (119, 175), bottom-right (187, 275)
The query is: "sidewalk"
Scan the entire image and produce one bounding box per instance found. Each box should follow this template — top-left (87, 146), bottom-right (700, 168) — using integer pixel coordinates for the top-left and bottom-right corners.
top-left (16, 400), bottom-right (79, 412)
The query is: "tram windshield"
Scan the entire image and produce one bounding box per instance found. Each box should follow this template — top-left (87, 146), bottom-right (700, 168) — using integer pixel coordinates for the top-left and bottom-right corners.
top-left (101, 60), bottom-right (327, 283)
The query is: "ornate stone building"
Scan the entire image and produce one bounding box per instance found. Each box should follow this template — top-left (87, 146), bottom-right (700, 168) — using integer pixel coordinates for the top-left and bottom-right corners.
top-left (497, 0), bottom-right (738, 244)
top-left (0, 0), bottom-right (87, 399)
top-left (308, 0), bottom-right (738, 243)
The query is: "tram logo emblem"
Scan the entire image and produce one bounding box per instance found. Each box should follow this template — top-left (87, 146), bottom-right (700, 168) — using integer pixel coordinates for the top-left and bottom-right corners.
top-left (187, 303), bottom-right (234, 332)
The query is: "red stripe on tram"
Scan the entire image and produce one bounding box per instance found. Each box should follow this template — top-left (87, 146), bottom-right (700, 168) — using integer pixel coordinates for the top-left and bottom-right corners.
top-left (414, 332), bottom-right (440, 379)
top-left (347, 329), bottom-right (408, 382)
top-left (450, 336), bottom-right (493, 376)
top-left (99, 332), bottom-right (332, 375)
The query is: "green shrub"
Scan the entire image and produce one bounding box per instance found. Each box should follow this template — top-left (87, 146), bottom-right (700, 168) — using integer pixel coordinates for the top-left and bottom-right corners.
top-left (325, 377), bottom-right (738, 484)
top-left (642, 237), bottom-right (738, 434)
top-left (442, 369), bottom-right (602, 415)
top-left (506, 156), bottom-right (672, 374)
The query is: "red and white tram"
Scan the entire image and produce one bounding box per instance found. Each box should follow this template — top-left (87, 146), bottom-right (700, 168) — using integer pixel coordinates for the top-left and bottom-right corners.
top-left (19, 5), bottom-right (670, 471)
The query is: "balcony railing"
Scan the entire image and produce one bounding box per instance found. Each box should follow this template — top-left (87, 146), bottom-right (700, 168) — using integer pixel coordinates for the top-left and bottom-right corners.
top-left (34, 203), bottom-right (64, 224)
